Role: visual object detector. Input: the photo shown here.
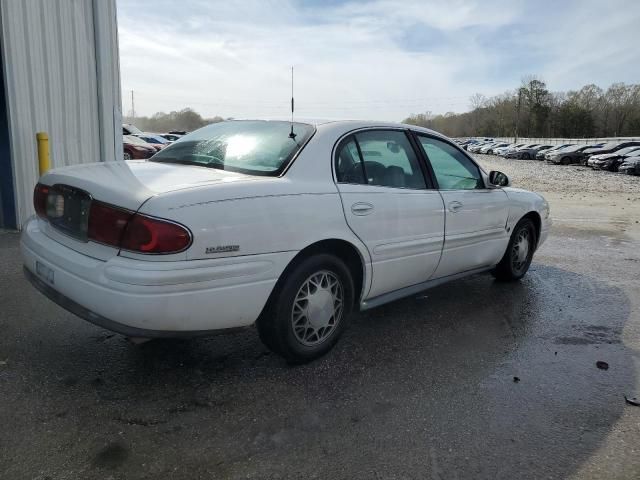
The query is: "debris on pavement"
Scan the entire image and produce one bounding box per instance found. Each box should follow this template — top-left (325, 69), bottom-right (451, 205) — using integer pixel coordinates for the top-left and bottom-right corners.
top-left (513, 376), bottom-right (521, 383)
top-left (596, 361), bottom-right (609, 370)
top-left (624, 396), bottom-right (640, 407)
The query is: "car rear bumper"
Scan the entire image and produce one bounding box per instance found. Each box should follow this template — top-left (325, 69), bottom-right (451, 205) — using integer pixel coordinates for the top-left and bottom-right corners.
top-left (21, 217), bottom-right (295, 335)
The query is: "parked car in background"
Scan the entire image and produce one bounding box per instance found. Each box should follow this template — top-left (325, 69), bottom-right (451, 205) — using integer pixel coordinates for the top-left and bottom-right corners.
top-left (505, 144), bottom-right (540, 159)
top-left (618, 157), bottom-right (640, 175)
top-left (458, 139), bottom-right (478, 150)
top-left (480, 142), bottom-right (510, 154)
top-left (536, 144), bottom-right (574, 160)
top-left (581, 141), bottom-right (640, 163)
top-left (498, 143), bottom-right (526, 156)
top-left (122, 124), bottom-right (143, 136)
top-left (123, 135), bottom-right (156, 159)
top-left (22, 120), bottom-right (550, 363)
top-left (468, 142), bottom-right (492, 153)
top-left (588, 146), bottom-right (640, 171)
top-left (158, 133), bottom-right (182, 142)
top-left (135, 133), bottom-right (172, 150)
top-left (517, 144), bottom-right (553, 160)
top-left (546, 144), bottom-right (600, 165)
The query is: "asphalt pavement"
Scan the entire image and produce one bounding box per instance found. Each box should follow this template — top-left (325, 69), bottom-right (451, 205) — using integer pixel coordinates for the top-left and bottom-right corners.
top-left (1, 158), bottom-right (639, 479)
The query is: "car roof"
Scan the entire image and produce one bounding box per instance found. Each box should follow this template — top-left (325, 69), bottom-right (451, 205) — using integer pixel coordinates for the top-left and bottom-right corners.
top-left (311, 119), bottom-right (450, 141)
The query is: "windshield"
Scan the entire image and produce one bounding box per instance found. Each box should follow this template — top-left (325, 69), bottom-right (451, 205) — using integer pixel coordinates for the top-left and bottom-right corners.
top-left (123, 135), bottom-right (150, 146)
top-left (123, 124), bottom-right (143, 135)
top-left (596, 141), bottom-right (620, 150)
top-left (617, 146), bottom-right (640, 155)
top-left (556, 145), bottom-right (581, 152)
top-left (151, 120), bottom-right (315, 175)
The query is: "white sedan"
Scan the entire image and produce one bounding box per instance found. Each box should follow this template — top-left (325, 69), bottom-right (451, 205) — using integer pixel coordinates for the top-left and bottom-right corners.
top-left (22, 120), bottom-right (550, 363)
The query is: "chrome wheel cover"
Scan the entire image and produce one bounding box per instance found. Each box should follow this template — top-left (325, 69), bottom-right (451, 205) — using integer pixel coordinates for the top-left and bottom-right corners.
top-left (291, 270), bottom-right (344, 347)
top-left (511, 227), bottom-right (530, 272)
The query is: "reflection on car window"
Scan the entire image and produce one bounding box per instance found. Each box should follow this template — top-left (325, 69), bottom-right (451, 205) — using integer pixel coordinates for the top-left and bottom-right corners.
top-left (354, 131), bottom-right (426, 189)
top-left (417, 136), bottom-right (484, 190)
top-left (151, 120), bottom-right (315, 176)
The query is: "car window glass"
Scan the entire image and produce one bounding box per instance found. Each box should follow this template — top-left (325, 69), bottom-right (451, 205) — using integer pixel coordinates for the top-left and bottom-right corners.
top-left (417, 136), bottom-right (484, 190)
top-left (335, 137), bottom-right (366, 184)
top-left (354, 131), bottom-right (426, 189)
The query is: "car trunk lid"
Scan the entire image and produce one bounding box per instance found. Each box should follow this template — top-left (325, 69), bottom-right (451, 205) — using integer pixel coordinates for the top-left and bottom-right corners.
top-left (37, 160), bottom-right (253, 260)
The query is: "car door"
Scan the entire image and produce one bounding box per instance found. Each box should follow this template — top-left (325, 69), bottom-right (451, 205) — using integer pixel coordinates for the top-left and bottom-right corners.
top-left (334, 129), bottom-right (445, 299)
top-left (413, 133), bottom-right (510, 279)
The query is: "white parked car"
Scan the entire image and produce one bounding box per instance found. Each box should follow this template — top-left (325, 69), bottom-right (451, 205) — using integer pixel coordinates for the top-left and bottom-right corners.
top-left (22, 120), bottom-right (551, 363)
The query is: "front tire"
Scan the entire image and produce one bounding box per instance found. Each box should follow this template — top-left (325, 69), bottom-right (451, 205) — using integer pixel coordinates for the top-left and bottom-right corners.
top-left (492, 218), bottom-right (537, 281)
top-left (257, 254), bottom-right (354, 364)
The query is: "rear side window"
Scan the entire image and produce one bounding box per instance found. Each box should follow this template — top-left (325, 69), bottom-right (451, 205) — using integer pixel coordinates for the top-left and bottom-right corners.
top-left (336, 130), bottom-right (426, 189)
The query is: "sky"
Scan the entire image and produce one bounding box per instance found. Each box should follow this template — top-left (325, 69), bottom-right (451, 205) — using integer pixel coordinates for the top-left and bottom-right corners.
top-left (117, 0), bottom-right (640, 121)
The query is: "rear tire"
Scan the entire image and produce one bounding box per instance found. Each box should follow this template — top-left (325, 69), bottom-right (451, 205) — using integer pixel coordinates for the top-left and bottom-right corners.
top-left (257, 254), bottom-right (354, 364)
top-left (492, 218), bottom-right (537, 281)
top-left (561, 156), bottom-right (571, 165)
top-left (521, 152), bottom-right (530, 160)
top-left (123, 151), bottom-right (132, 160)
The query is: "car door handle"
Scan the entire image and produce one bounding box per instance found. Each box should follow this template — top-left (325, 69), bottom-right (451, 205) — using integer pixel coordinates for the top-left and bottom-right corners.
top-left (448, 201), bottom-right (463, 213)
top-left (351, 202), bottom-right (374, 216)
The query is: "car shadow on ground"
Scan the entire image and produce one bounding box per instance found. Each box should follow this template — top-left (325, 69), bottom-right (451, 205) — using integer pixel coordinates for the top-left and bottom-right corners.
top-left (1, 263), bottom-right (635, 479)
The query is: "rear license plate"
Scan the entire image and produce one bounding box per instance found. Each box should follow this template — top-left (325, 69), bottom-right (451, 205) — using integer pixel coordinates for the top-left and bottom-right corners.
top-left (47, 185), bottom-right (92, 241)
top-left (36, 261), bottom-right (55, 285)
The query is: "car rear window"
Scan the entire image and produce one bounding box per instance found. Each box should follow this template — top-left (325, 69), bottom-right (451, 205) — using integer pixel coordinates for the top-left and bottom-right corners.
top-left (151, 120), bottom-right (315, 176)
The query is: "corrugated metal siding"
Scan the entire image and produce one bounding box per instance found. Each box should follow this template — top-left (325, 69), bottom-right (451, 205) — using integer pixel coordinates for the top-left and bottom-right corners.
top-left (0, 0), bottom-right (121, 227)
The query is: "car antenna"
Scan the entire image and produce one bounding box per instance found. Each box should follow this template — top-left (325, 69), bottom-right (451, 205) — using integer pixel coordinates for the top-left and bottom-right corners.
top-left (289, 66), bottom-right (296, 139)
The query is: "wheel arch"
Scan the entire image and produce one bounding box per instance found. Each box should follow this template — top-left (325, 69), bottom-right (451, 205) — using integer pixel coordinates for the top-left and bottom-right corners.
top-left (266, 238), bottom-right (369, 314)
top-left (521, 211), bottom-right (542, 248)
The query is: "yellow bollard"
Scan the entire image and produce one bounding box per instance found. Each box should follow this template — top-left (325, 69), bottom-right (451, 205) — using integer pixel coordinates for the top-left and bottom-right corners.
top-left (36, 132), bottom-right (50, 176)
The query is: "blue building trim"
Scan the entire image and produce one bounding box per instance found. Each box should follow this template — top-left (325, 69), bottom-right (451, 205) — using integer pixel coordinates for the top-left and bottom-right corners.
top-left (0, 37), bottom-right (17, 230)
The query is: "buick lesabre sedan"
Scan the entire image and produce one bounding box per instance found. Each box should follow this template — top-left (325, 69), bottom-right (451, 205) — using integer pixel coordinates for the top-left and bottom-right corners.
top-left (22, 120), bottom-right (550, 363)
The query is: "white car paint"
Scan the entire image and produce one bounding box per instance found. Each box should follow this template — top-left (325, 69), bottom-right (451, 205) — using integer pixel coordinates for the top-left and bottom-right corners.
top-left (21, 120), bottom-right (550, 337)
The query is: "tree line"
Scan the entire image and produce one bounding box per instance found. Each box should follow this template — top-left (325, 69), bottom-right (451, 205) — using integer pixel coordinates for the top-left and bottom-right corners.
top-left (123, 108), bottom-right (225, 133)
top-left (403, 78), bottom-right (640, 139)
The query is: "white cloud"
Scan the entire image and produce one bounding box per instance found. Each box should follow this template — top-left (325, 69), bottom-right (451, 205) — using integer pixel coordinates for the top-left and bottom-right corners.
top-left (117, 0), bottom-right (640, 120)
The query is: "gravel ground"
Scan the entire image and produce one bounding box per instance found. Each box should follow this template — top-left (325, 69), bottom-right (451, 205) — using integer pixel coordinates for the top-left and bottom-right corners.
top-left (1, 158), bottom-right (640, 479)
top-left (473, 153), bottom-right (640, 197)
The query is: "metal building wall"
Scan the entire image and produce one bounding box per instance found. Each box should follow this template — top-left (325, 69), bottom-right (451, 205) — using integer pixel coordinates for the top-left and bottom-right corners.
top-left (0, 0), bottom-right (122, 228)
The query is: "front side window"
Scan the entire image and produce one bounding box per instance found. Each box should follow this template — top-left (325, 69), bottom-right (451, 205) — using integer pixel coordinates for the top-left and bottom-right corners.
top-left (151, 120), bottom-right (315, 176)
top-left (417, 136), bottom-right (484, 190)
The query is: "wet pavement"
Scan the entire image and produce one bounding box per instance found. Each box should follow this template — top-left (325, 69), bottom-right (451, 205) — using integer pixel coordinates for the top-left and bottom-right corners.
top-left (1, 160), bottom-right (640, 479)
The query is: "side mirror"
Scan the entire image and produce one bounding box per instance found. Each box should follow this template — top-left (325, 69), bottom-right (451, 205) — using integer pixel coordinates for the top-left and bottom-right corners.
top-left (489, 170), bottom-right (509, 187)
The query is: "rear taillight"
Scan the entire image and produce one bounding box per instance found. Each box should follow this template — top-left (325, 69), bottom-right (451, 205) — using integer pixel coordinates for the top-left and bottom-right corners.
top-left (34, 184), bottom-right (190, 254)
top-left (34, 183), bottom-right (50, 217)
top-left (87, 202), bottom-right (132, 247)
top-left (121, 215), bottom-right (191, 254)
top-left (87, 201), bottom-right (190, 254)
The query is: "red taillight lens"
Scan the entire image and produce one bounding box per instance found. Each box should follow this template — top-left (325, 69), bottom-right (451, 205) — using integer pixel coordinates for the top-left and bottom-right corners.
top-left (87, 202), bottom-right (132, 246)
top-left (34, 183), bottom-right (50, 217)
top-left (120, 214), bottom-right (191, 254)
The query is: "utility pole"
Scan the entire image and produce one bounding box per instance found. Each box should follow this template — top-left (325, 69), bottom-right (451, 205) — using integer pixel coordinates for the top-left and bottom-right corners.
top-left (131, 90), bottom-right (136, 119)
top-left (515, 89), bottom-right (521, 142)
